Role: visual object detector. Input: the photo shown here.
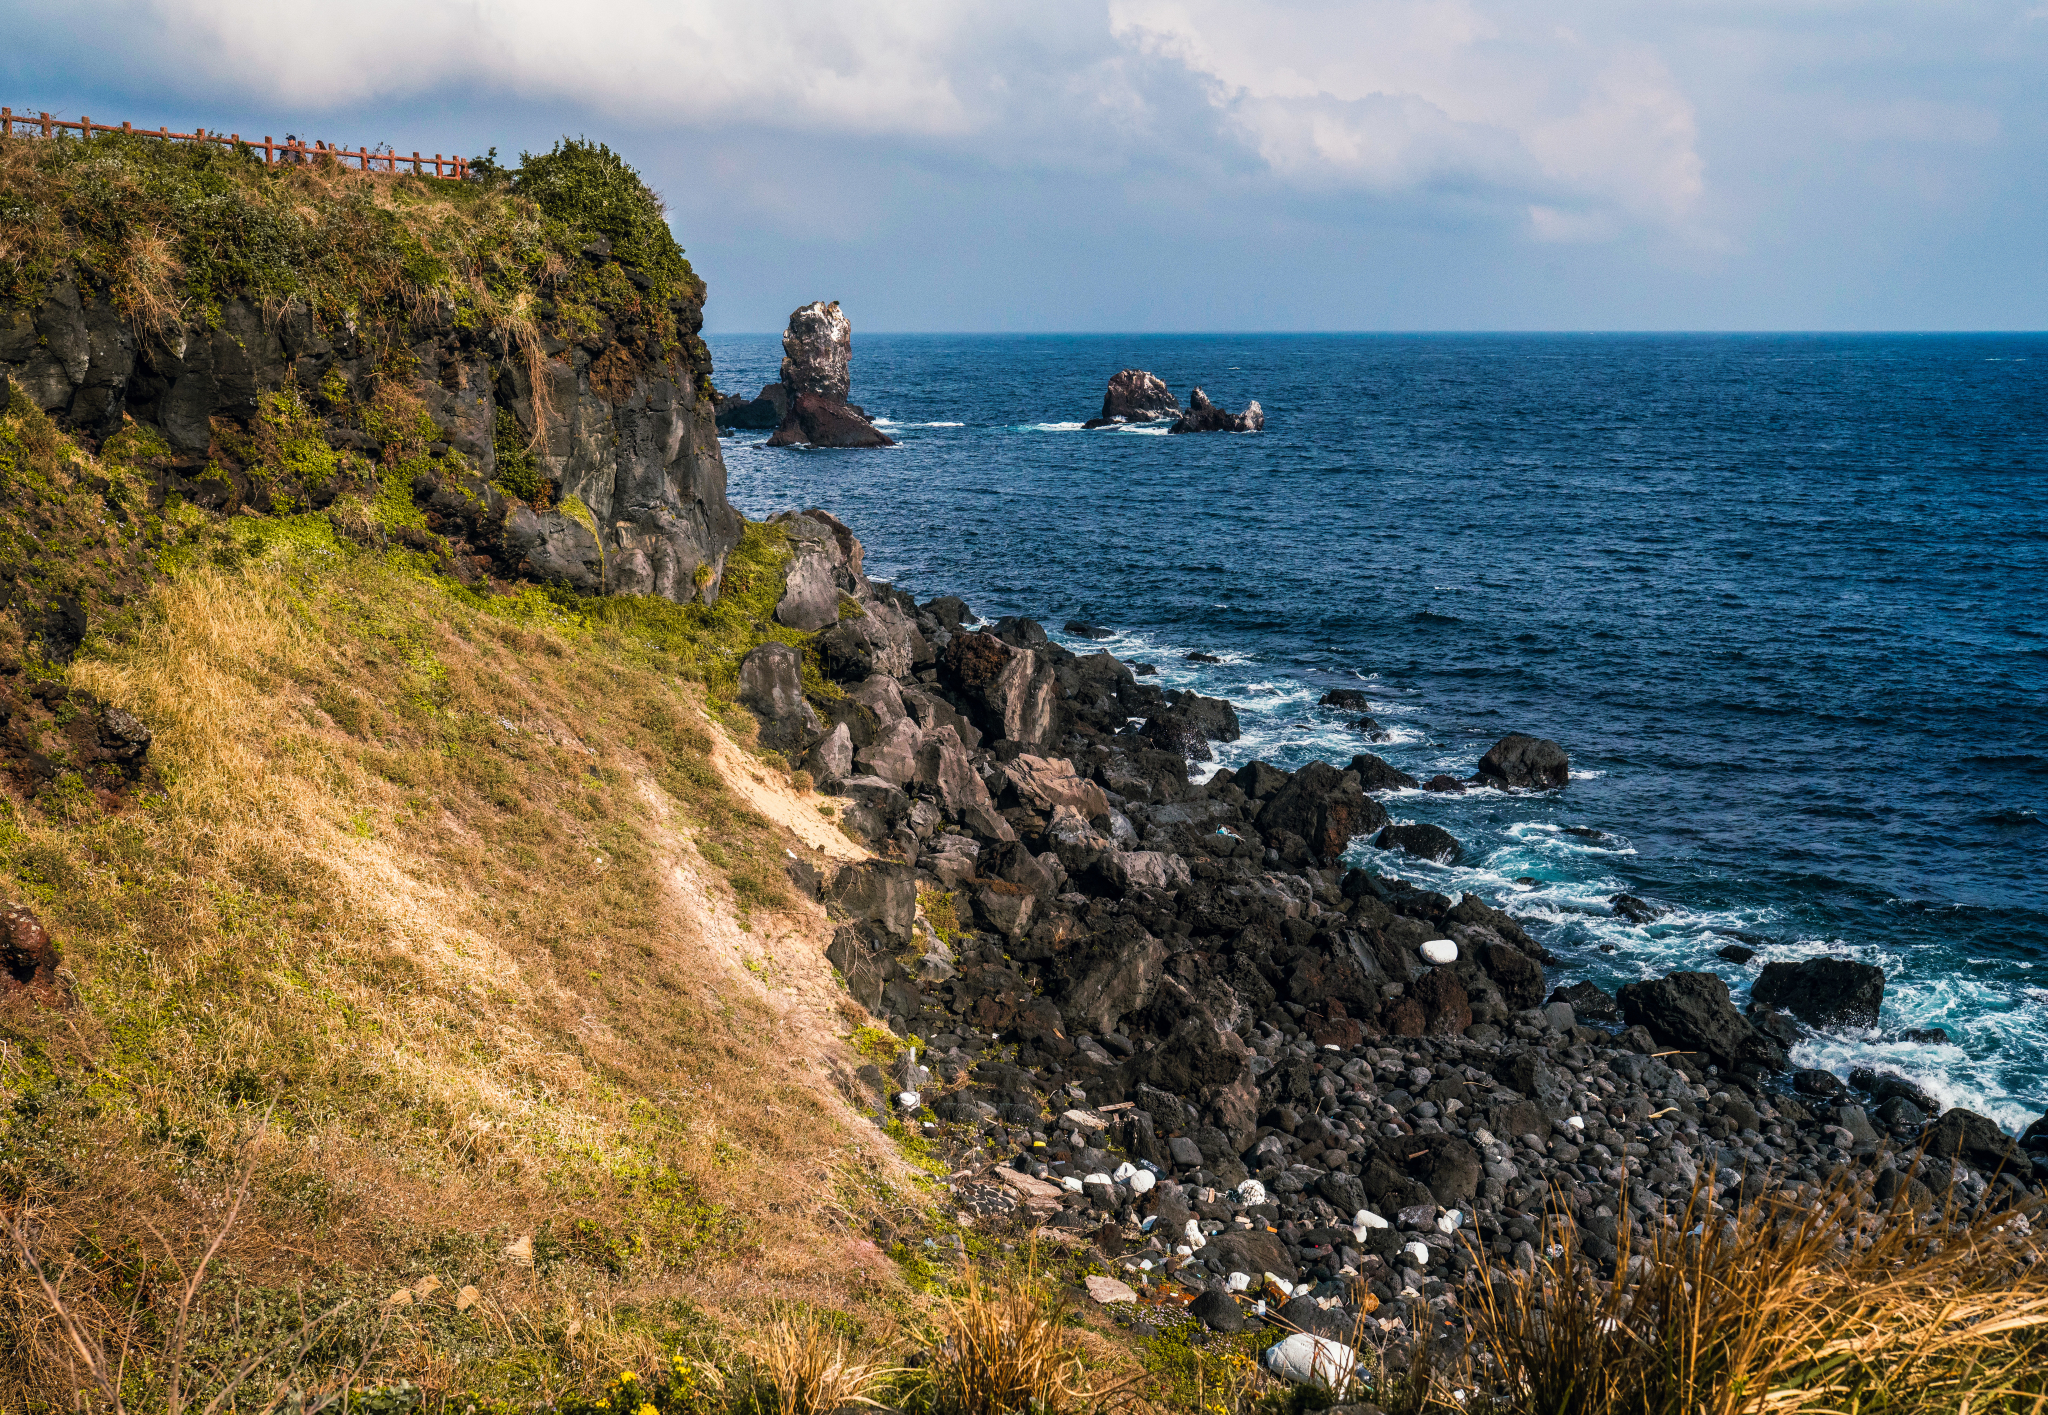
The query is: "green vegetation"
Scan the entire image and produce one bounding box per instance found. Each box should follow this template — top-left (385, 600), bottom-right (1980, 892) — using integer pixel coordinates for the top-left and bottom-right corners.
top-left (0, 127), bottom-right (698, 355)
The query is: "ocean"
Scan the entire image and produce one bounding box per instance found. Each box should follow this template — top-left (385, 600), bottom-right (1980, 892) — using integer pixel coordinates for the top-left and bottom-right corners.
top-left (708, 332), bottom-right (2048, 1133)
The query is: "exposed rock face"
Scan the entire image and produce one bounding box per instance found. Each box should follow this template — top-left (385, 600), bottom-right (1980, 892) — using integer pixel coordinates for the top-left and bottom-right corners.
top-left (1376, 822), bottom-right (1462, 864)
top-left (1168, 387), bottom-right (1264, 434)
top-left (1751, 957), bottom-right (1886, 1029)
top-left (764, 302), bottom-right (895, 448)
top-left (737, 642), bottom-right (821, 753)
top-left (0, 275), bottom-right (743, 605)
top-left (1083, 369), bottom-right (1181, 428)
top-left (1475, 734), bottom-right (1571, 790)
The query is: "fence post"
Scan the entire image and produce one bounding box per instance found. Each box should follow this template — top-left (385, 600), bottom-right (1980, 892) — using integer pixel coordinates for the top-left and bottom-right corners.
top-left (41, 112), bottom-right (51, 137)
top-left (2, 109), bottom-right (11, 138)
top-left (80, 116), bottom-right (89, 137)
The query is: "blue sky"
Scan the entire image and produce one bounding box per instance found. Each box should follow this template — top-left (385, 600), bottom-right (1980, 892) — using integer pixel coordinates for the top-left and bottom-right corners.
top-left (6, 0), bottom-right (2044, 332)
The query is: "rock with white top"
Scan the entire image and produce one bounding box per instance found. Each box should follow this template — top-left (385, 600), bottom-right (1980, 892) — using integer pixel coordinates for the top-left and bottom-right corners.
top-left (1403, 1241), bottom-right (1431, 1267)
top-left (1262, 1333), bottom-right (1359, 1389)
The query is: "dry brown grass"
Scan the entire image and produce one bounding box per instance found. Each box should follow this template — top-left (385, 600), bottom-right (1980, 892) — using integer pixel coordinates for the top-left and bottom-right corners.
top-left (1462, 1175), bottom-right (2048, 1415)
top-left (748, 1312), bottom-right (902, 1415)
top-left (919, 1267), bottom-right (1114, 1415)
top-left (0, 463), bottom-right (926, 1406)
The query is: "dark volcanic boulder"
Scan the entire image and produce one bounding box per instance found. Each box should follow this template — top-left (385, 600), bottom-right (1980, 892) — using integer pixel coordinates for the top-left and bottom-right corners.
top-left (1616, 971), bottom-right (1788, 1074)
top-left (714, 382), bottom-right (789, 430)
top-left (1610, 893), bottom-right (1665, 925)
top-left (1550, 981), bottom-right (1618, 1022)
top-left (1349, 753), bottom-right (1419, 792)
top-left (763, 301), bottom-right (895, 448)
top-left (767, 390), bottom-right (895, 449)
top-left (1083, 369), bottom-right (1180, 428)
top-left (736, 642), bottom-right (822, 752)
top-left (1256, 762), bottom-right (1387, 866)
top-left (1475, 734), bottom-right (1570, 790)
top-left (1167, 387), bottom-right (1264, 434)
top-left (1922, 1108), bottom-right (2024, 1174)
top-left (1320, 688), bottom-right (1371, 709)
top-left (1139, 713), bottom-right (1212, 762)
top-left (1375, 822), bottom-right (1461, 865)
top-left (939, 631), bottom-right (1058, 747)
top-left (1483, 943), bottom-right (1545, 1011)
top-left (1751, 957), bottom-right (1886, 1028)
top-left (1167, 690), bottom-right (1241, 743)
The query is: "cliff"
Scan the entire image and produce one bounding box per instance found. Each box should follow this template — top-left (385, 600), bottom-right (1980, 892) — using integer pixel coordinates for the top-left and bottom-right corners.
top-left (0, 133), bottom-right (740, 611)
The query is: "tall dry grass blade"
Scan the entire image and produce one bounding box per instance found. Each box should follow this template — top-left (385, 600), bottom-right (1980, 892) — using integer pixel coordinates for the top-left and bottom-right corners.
top-left (751, 1313), bottom-right (900, 1415)
top-left (921, 1267), bottom-right (1093, 1415)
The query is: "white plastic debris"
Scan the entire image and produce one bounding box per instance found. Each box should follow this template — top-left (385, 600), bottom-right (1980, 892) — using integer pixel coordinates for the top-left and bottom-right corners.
top-left (1262, 1333), bottom-right (1361, 1391)
top-left (1175, 1244), bottom-right (1193, 1256)
top-left (1226, 1271), bottom-right (1253, 1291)
top-left (1112, 1161), bottom-right (1138, 1182)
top-left (1237, 1178), bottom-right (1269, 1206)
top-left (1129, 1169), bottom-right (1156, 1194)
top-left (1403, 1241), bottom-right (1431, 1267)
top-left (1266, 1272), bottom-right (1295, 1297)
top-left (896, 1091), bottom-right (921, 1109)
top-left (1437, 1209), bottom-right (1464, 1233)
top-left (1061, 1175), bottom-right (1084, 1193)
top-left (1356, 1208), bottom-right (1390, 1230)
top-left (1566, 1115), bottom-right (1586, 1131)
top-left (1420, 939), bottom-right (1459, 965)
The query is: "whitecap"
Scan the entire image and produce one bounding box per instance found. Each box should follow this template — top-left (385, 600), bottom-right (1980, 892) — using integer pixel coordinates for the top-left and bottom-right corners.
top-left (919, 421), bottom-right (965, 427)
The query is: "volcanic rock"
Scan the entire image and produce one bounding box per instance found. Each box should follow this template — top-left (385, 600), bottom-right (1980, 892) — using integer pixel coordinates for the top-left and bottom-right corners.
top-left (714, 382), bottom-right (788, 430)
top-left (1349, 754), bottom-right (1419, 793)
top-left (736, 642), bottom-right (821, 752)
top-left (1257, 762), bottom-right (1387, 866)
top-left (1550, 980), bottom-right (1618, 1022)
top-left (765, 302), bottom-right (895, 448)
top-left (1616, 971), bottom-right (1789, 1074)
top-left (1083, 370), bottom-right (1181, 428)
top-left (1475, 734), bottom-right (1570, 790)
top-left (1922, 1108), bottom-right (2024, 1175)
top-left (1168, 387), bottom-right (1264, 434)
top-left (1751, 957), bottom-right (1886, 1029)
top-left (1375, 823), bottom-right (1461, 865)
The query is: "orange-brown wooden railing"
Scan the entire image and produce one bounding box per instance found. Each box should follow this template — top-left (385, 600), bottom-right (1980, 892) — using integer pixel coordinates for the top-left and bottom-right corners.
top-left (0, 108), bottom-right (470, 179)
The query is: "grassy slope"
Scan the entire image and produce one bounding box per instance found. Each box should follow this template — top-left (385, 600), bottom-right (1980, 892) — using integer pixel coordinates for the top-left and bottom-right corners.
top-left (0, 393), bottom-right (953, 1409)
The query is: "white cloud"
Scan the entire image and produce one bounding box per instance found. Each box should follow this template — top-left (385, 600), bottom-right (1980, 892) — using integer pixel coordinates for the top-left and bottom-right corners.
top-left (117, 0), bottom-right (1713, 240)
top-left (1108, 0), bottom-right (1710, 240)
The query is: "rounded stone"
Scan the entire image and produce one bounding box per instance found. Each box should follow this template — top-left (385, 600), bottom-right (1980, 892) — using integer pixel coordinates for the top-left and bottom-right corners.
top-left (1420, 939), bottom-right (1459, 965)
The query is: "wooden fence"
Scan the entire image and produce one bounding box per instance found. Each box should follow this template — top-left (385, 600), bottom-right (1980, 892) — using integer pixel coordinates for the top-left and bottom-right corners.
top-left (0, 108), bottom-right (470, 179)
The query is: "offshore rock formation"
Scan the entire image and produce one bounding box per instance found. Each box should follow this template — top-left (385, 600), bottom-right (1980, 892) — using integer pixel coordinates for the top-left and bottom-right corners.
top-left (738, 505), bottom-right (2048, 1361)
top-left (1084, 370), bottom-right (1182, 428)
top-left (1168, 387), bottom-right (1264, 434)
top-left (763, 302), bottom-right (894, 449)
top-left (0, 264), bottom-right (742, 604)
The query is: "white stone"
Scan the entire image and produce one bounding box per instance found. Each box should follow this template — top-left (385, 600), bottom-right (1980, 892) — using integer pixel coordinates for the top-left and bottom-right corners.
top-left (1420, 939), bottom-right (1459, 965)
top-left (896, 1091), bottom-right (921, 1109)
top-left (1061, 1176), bottom-right (1083, 1193)
top-left (1226, 1271), bottom-right (1253, 1291)
top-left (1437, 1210), bottom-right (1464, 1233)
top-left (1356, 1209), bottom-right (1389, 1229)
top-left (1129, 1170), bottom-right (1156, 1194)
top-left (1085, 1274), bottom-right (1138, 1304)
top-left (1403, 1241), bottom-right (1431, 1267)
top-left (1262, 1333), bottom-right (1361, 1390)
top-left (1084, 1171), bottom-right (1114, 1189)
top-left (1237, 1178), bottom-right (1269, 1206)
top-left (1566, 1115), bottom-right (1586, 1130)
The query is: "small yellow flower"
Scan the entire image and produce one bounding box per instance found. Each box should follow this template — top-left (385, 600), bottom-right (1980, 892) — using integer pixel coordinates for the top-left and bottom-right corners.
top-left (636, 1404), bottom-right (658, 1415)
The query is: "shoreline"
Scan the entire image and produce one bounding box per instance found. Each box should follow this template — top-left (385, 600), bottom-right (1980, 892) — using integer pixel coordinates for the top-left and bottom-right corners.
top-left (742, 505), bottom-right (2048, 1345)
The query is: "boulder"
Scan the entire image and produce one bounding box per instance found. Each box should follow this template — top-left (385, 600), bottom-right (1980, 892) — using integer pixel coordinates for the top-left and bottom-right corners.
top-left (1256, 762), bottom-right (1387, 866)
top-left (1475, 734), bottom-right (1570, 790)
top-left (1374, 823), bottom-right (1461, 865)
top-left (767, 391), bottom-right (895, 449)
top-left (1616, 971), bottom-right (1788, 1074)
top-left (854, 717), bottom-right (922, 785)
top-left (1549, 981), bottom-right (1618, 1022)
top-left (1006, 754), bottom-right (1110, 818)
top-left (1203, 1227), bottom-right (1296, 1284)
top-left (1189, 1286), bottom-right (1243, 1332)
top-left (1482, 943), bottom-right (1545, 1011)
top-left (1349, 753), bottom-right (1418, 793)
top-left (805, 722), bottom-right (853, 783)
top-left (713, 382), bottom-right (788, 430)
top-left (1083, 369), bottom-right (1182, 428)
top-left (1751, 958), bottom-right (1886, 1029)
top-left (938, 632), bottom-right (1058, 747)
top-left (1609, 893), bottom-right (1665, 925)
top-left (1166, 690), bottom-right (1241, 743)
top-left (735, 642), bottom-right (821, 752)
top-left (1168, 387), bottom-right (1264, 434)
top-left (1922, 1109), bottom-right (2024, 1175)
top-left (1138, 713), bottom-right (1212, 762)
top-left (825, 860), bottom-right (918, 943)
top-left (1064, 620), bottom-right (1113, 639)
top-left (1320, 688), bottom-right (1370, 709)
top-left (1421, 774), bottom-right (1467, 794)
top-left (0, 904), bottom-right (61, 999)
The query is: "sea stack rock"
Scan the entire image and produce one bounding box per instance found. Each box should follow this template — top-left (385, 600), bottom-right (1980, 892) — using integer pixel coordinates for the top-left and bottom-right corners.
top-left (1167, 387), bottom-right (1264, 434)
top-left (764, 301), bottom-right (895, 449)
top-left (714, 382), bottom-right (788, 430)
top-left (1083, 369), bottom-right (1181, 428)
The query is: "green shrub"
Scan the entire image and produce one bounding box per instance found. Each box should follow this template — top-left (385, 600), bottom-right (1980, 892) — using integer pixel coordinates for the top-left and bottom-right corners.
top-left (514, 139), bottom-right (693, 298)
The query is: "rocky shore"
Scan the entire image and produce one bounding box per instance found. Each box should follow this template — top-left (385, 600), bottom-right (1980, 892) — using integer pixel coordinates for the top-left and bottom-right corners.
top-left (744, 509), bottom-right (2048, 1364)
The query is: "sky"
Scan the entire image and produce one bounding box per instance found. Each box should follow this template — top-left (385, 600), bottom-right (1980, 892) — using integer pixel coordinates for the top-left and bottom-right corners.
top-left (5, 0), bottom-right (2045, 331)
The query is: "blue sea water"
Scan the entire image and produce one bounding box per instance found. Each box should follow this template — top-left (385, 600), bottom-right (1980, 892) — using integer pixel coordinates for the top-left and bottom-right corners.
top-left (708, 333), bottom-right (2048, 1133)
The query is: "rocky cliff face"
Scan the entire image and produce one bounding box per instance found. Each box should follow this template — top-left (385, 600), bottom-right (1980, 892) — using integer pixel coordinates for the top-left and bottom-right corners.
top-left (1, 253), bottom-right (739, 602)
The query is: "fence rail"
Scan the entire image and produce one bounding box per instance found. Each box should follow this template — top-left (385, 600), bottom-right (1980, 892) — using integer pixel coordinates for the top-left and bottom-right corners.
top-left (0, 108), bottom-right (470, 179)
